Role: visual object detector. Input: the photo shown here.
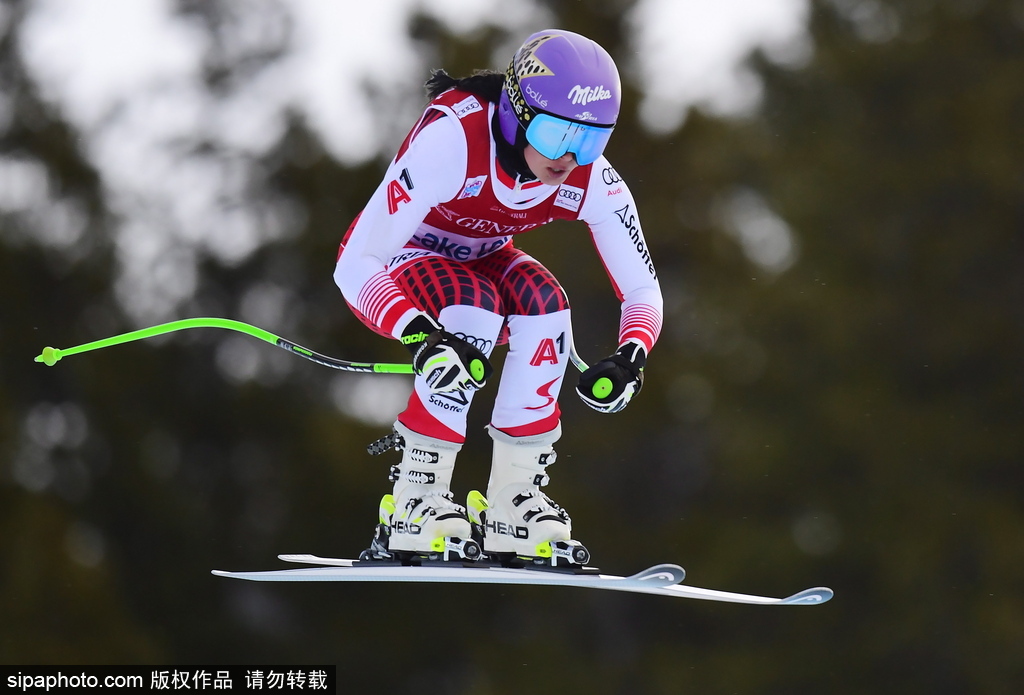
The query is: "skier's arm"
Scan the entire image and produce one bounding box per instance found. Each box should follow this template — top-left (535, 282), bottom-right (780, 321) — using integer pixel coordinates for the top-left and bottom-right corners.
top-left (333, 113), bottom-right (492, 391)
top-left (334, 114), bottom-right (464, 338)
top-left (575, 160), bottom-right (663, 413)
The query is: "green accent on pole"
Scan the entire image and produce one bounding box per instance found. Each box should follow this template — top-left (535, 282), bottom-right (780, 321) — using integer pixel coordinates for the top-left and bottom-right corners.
top-left (34, 318), bottom-right (279, 365)
top-left (375, 363), bottom-right (414, 374)
top-left (592, 377), bottom-right (614, 399)
top-left (36, 346), bottom-right (62, 366)
top-left (470, 359), bottom-right (485, 382)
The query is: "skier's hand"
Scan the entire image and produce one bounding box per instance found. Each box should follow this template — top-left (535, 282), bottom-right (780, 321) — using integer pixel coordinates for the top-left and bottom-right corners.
top-left (402, 315), bottom-right (493, 393)
top-left (576, 342), bottom-right (646, 414)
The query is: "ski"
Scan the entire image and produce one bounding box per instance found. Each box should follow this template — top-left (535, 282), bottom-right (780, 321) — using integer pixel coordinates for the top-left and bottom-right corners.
top-left (211, 556), bottom-right (833, 606)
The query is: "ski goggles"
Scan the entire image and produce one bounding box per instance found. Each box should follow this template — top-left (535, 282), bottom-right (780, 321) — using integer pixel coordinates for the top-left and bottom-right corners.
top-left (524, 113), bottom-right (614, 166)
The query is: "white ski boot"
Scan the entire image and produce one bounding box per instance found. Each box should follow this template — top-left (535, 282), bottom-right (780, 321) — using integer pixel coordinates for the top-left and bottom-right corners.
top-left (361, 421), bottom-right (481, 563)
top-left (468, 425), bottom-right (590, 567)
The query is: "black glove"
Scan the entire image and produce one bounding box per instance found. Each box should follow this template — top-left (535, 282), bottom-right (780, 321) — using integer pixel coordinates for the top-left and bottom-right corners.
top-left (401, 315), bottom-right (493, 393)
top-left (576, 342), bottom-right (646, 413)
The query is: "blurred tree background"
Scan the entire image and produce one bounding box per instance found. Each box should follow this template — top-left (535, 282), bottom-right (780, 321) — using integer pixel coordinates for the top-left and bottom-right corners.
top-left (2, 0), bottom-right (1022, 693)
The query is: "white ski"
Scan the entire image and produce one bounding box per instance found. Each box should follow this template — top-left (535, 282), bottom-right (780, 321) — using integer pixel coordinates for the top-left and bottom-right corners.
top-left (211, 555), bottom-right (833, 606)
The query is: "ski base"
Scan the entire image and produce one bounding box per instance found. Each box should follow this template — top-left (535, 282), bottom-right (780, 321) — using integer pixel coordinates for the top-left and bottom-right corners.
top-left (212, 555), bottom-right (833, 606)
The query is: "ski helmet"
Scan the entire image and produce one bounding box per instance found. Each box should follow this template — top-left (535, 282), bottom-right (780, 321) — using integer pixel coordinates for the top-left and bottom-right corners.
top-left (498, 30), bottom-right (621, 165)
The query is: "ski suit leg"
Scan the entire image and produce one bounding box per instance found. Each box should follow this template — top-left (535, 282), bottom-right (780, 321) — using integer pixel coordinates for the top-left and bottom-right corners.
top-left (389, 253), bottom-right (505, 443)
top-left (475, 248), bottom-right (572, 438)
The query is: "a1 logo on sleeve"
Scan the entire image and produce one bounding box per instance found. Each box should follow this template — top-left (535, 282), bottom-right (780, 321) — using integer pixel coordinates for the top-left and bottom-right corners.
top-left (553, 184), bottom-right (584, 213)
top-left (387, 168), bottom-right (415, 214)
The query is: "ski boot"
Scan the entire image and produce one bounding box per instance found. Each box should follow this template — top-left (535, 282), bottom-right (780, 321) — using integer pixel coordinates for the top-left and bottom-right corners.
top-left (359, 421), bottom-right (481, 563)
top-left (358, 493), bottom-right (398, 562)
top-left (470, 425), bottom-right (590, 568)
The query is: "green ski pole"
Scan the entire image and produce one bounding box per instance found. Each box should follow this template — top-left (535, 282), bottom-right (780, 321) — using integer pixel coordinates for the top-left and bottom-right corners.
top-left (35, 317), bottom-right (415, 374)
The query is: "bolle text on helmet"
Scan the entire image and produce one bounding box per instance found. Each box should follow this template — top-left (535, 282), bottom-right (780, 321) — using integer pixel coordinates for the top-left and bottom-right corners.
top-left (505, 63), bottom-right (530, 121)
top-left (568, 84), bottom-right (613, 106)
top-left (524, 83), bottom-right (548, 108)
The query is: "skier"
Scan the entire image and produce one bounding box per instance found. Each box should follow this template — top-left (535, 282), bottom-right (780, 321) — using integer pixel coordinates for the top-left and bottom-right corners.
top-left (334, 29), bottom-right (663, 566)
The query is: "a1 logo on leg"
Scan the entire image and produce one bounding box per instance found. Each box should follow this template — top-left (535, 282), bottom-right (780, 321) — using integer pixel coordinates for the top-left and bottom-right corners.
top-left (529, 332), bottom-right (566, 367)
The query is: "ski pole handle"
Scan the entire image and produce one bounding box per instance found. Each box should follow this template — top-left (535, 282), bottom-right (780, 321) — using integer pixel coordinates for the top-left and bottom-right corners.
top-left (35, 317), bottom-right (414, 374)
top-left (568, 345), bottom-right (590, 374)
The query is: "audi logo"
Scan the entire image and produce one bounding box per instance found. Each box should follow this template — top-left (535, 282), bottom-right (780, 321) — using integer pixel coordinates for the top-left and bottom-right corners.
top-left (453, 333), bottom-right (493, 353)
top-left (558, 189), bottom-right (583, 202)
top-left (602, 167), bottom-right (623, 185)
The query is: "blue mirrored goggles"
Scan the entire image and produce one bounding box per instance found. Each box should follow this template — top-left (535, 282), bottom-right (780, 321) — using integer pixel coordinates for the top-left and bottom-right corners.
top-left (524, 113), bottom-right (614, 166)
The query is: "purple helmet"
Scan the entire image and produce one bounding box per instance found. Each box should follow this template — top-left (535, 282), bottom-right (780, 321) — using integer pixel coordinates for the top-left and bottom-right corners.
top-left (498, 30), bottom-right (621, 165)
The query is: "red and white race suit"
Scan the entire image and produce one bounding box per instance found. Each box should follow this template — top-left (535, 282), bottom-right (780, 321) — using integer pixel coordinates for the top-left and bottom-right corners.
top-left (335, 89), bottom-right (662, 443)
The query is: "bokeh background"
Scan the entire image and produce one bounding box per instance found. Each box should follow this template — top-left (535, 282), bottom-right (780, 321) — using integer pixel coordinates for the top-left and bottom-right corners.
top-left (2, 0), bottom-right (1022, 692)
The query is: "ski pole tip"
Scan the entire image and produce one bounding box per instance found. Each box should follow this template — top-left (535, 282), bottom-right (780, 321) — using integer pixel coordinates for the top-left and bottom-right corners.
top-left (36, 346), bottom-right (62, 366)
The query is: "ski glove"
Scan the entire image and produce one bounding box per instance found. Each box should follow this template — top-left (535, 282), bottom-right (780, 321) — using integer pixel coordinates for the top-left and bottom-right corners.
top-left (576, 342), bottom-right (646, 414)
top-left (401, 315), bottom-right (493, 394)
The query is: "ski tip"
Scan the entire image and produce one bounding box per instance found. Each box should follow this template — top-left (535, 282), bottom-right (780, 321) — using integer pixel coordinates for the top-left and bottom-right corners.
top-left (628, 563), bottom-right (686, 586)
top-left (779, 586), bottom-right (834, 605)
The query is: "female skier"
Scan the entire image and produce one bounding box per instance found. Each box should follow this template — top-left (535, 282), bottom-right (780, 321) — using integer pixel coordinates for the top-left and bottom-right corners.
top-left (334, 29), bottom-right (663, 566)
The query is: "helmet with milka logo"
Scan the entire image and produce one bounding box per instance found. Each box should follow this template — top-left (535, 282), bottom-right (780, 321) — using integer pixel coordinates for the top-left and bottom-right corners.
top-left (497, 30), bottom-right (621, 166)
